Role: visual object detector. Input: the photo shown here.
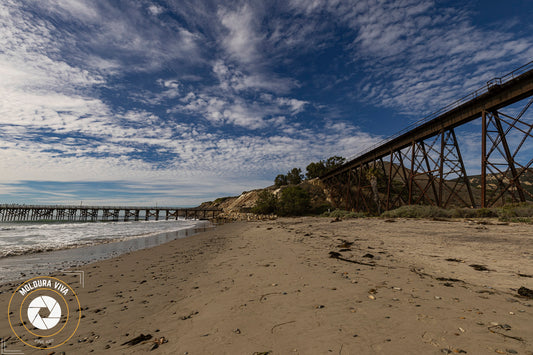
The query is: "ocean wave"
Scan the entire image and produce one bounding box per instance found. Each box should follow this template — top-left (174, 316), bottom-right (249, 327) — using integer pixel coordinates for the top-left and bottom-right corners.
top-left (0, 238), bottom-right (124, 258)
top-left (0, 219), bottom-right (197, 258)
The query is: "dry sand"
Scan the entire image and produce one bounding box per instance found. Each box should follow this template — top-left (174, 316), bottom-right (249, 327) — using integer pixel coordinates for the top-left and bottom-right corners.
top-left (1, 217), bottom-right (533, 354)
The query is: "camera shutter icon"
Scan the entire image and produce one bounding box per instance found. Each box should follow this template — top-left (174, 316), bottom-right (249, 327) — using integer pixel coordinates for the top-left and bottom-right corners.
top-left (27, 295), bottom-right (62, 330)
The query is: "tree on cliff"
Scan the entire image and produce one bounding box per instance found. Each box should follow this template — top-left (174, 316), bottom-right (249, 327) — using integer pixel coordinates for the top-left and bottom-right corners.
top-left (252, 190), bottom-right (278, 214)
top-left (275, 168), bottom-right (303, 187)
top-left (306, 156), bottom-right (346, 179)
top-left (274, 156), bottom-right (345, 187)
top-left (278, 186), bottom-right (310, 216)
top-left (305, 161), bottom-right (327, 179)
top-left (274, 174), bottom-right (288, 187)
top-left (325, 156), bottom-right (346, 170)
top-left (287, 168), bottom-right (303, 185)
top-left (252, 186), bottom-right (311, 216)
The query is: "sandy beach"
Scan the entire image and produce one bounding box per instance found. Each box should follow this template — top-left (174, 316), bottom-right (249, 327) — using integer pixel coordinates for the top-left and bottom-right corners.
top-left (1, 217), bottom-right (533, 354)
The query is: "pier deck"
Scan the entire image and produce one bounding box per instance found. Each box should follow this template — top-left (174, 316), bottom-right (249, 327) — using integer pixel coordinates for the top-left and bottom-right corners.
top-left (0, 205), bottom-right (221, 222)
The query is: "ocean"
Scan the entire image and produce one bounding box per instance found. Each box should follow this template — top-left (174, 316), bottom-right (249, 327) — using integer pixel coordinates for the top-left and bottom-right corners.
top-left (0, 219), bottom-right (210, 282)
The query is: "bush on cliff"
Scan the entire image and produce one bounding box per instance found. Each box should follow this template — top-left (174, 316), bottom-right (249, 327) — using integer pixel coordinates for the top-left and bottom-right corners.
top-left (278, 186), bottom-right (311, 216)
top-left (274, 174), bottom-right (288, 187)
top-left (252, 190), bottom-right (278, 215)
top-left (287, 168), bottom-right (303, 185)
top-left (306, 156), bottom-right (346, 179)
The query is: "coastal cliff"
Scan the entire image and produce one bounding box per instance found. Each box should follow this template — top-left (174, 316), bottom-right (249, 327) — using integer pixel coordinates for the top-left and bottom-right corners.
top-left (198, 178), bottom-right (332, 220)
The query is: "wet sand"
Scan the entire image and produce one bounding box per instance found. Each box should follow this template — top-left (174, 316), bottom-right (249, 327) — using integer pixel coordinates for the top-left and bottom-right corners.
top-left (1, 217), bottom-right (532, 354)
top-left (0, 222), bottom-right (212, 282)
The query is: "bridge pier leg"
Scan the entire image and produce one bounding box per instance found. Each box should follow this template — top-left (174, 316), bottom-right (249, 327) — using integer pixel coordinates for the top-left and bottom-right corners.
top-left (492, 111), bottom-right (526, 203)
top-left (409, 141), bottom-right (415, 205)
top-left (450, 129), bottom-right (475, 208)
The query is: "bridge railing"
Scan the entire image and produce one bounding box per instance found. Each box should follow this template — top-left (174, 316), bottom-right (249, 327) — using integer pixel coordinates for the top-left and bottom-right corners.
top-left (345, 60), bottom-right (533, 163)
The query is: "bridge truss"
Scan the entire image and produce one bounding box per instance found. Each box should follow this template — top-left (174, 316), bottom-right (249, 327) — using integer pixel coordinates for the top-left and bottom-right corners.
top-left (321, 62), bottom-right (533, 213)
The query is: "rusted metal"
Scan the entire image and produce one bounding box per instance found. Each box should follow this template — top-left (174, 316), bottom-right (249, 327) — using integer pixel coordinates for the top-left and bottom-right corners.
top-left (481, 104), bottom-right (533, 207)
top-left (321, 62), bottom-right (533, 213)
top-left (323, 62), bottom-right (533, 180)
top-left (450, 129), bottom-right (475, 208)
top-left (481, 111), bottom-right (487, 207)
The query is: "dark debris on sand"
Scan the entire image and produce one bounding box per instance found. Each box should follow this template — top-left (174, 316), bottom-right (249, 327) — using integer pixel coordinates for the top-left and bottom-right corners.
top-left (518, 286), bottom-right (533, 299)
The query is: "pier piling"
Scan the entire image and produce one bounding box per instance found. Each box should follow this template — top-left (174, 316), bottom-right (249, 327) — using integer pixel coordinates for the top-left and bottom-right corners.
top-left (0, 205), bottom-right (221, 223)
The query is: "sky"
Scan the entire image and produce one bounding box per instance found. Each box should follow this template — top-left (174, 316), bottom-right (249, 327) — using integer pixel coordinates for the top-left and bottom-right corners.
top-left (0, 0), bottom-right (532, 206)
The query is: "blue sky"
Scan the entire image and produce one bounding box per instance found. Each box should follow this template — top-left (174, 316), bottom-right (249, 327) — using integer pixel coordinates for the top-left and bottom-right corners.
top-left (0, 0), bottom-right (532, 206)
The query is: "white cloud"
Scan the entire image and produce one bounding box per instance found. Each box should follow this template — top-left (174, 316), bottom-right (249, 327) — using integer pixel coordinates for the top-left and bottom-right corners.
top-left (287, 0), bottom-right (533, 117)
top-left (212, 60), bottom-right (295, 94)
top-left (148, 4), bottom-right (164, 16)
top-left (33, 0), bottom-right (100, 22)
top-left (0, 117), bottom-right (381, 204)
top-left (155, 78), bottom-right (181, 99)
top-left (174, 87), bottom-right (308, 130)
top-left (276, 98), bottom-right (308, 115)
top-left (23, 0), bottom-right (201, 73)
top-left (2, 0), bottom-right (529, 205)
top-left (218, 4), bottom-right (261, 65)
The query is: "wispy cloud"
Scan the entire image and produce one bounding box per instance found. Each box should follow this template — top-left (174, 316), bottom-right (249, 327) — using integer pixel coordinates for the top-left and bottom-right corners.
top-left (0, 120), bottom-right (379, 204)
top-left (0, 0), bottom-right (531, 205)
top-left (288, 0), bottom-right (533, 116)
top-left (218, 4), bottom-right (261, 65)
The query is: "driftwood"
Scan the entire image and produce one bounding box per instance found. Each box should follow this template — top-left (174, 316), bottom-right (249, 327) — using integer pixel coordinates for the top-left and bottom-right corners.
top-left (488, 325), bottom-right (524, 342)
top-left (518, 286), bottom-right (533, 298)
top-left (410, 267), bottom-right (465, 284)
top-left (271, 320), bottom-right (295, 334)
top-left (121, 334), bottom-right (152, 346)
top-left (260, 292), bottom-right (282, 302)
top-left (328, 251), bottom-right (395, 269)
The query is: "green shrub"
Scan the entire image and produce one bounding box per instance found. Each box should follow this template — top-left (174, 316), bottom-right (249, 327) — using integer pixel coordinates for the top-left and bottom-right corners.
top-left (367, 203), bottom-right (533, 221)
top-left (278, 186), bottom-right (311, 216)
top-left (306, 161), bottom-right (327, 179)
top-left (252, 190), bottom-right (278, 215)
top-left (381, 205), bottom-right (452, 218)
top-left (321, 209), bottom-right (363, 219)
top-left (450, 208), bottom-right (480, 218)
top-left (506, 217), bottom-right (533, 224)
top-left (495, 202), bottom-right (533, 221)
top-left (473, 208), bottom-right (497, 218)
top-left (287, 168), bottom-right (303, 185)
top-left (274, 174), bottom-right (288, 187)
top-left (214, 196), bottom-right (234, 204)
top-left (331, 209), bottom-right (353, 218)
top-left (497, 202), bottom-right (533, 217)
top-left (312, 203), bottom-right (333, 215)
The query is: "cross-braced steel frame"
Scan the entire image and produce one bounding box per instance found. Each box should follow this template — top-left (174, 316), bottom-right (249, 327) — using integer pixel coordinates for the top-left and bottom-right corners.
top-left (321, 62), bottom-right (533, 213)
top-left (481, 98), bottom-right (533, 207)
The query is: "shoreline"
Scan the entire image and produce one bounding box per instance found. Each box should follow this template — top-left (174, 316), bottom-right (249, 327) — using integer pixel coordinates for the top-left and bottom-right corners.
top-left (1, 217), bottom-right (532, 354)
top-left (0, 220), bottom-right (213, 283)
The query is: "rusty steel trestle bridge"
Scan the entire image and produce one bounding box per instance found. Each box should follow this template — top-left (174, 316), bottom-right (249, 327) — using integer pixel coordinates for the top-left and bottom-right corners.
top-left (321, 62), bottom-right (533, 213)
top-left (0, 205), bottom-right (221, 222)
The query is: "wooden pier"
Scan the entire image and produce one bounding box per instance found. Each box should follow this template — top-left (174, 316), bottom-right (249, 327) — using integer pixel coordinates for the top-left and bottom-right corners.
top-left (0, 204), bottom-right (221, 222)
